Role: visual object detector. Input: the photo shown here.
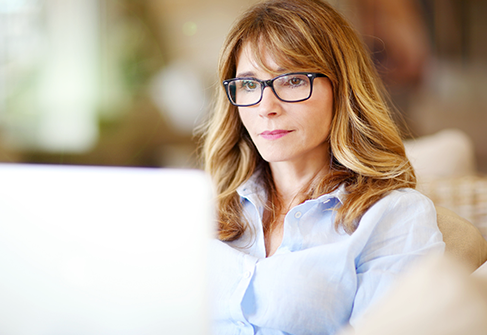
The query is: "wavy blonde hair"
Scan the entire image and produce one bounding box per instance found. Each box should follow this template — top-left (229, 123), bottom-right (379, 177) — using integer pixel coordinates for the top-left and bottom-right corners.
top-left (199, 0), bottom-right (416, 241)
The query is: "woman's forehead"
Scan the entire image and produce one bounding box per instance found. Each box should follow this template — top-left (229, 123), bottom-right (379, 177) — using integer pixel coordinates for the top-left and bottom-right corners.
top-left (236, 43), bottom-right (279, 74)
top-left (235, 41), bottom-right (299, 76)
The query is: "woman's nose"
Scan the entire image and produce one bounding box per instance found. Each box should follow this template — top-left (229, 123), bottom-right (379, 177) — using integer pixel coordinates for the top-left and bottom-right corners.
top-left (257, 87), bottom-right (282, 117)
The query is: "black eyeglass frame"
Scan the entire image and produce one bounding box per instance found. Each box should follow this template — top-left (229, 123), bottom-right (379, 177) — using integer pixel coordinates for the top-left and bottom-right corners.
top-left (222, 72), bottom-right (327, 107)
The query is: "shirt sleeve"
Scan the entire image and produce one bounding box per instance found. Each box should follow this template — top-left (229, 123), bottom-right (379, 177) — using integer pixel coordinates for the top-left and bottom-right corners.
top-left (349, 190), bottom-right (445, 326)
top-left (208, 239), bottom-right (258, 331)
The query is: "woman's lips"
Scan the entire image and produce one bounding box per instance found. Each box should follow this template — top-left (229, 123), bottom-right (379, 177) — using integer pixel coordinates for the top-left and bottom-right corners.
top-left (259, 130), bottom-right (293, 140)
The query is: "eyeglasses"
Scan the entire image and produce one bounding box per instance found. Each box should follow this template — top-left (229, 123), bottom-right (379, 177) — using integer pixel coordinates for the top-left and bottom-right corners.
top-left (223, 72), bottom-right (327, 107)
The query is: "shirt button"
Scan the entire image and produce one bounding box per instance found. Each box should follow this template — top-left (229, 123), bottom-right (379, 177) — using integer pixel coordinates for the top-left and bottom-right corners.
top-left (243, 271), bottom-right (252, 279)
top-left (294, 211), bottom-right (302, 219)
top-left (236, 321), bottom-right (245, 327)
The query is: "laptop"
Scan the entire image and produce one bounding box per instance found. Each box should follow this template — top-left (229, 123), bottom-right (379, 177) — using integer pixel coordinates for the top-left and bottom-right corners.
top-left (0, 163), bottom-right (214, 335)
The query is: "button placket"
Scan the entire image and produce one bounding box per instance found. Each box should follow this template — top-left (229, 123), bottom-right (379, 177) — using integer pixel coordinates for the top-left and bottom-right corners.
top-left (228, 254), bottom-right (256, 332)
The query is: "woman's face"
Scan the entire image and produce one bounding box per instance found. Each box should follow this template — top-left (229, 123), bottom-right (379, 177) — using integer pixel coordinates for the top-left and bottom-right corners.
top-left (236, 43), bottom-right (334, 169)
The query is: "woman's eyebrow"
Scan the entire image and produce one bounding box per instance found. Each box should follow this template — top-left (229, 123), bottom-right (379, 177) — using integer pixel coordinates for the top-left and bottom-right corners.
top-left (236, 71), bottom-right (256, 78)
top-left (236, 68), bottom-right (289, 79)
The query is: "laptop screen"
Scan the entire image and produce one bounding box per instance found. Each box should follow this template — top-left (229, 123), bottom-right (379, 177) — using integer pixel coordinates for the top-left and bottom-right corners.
top-left (0, 164), bottom-right (213, 335)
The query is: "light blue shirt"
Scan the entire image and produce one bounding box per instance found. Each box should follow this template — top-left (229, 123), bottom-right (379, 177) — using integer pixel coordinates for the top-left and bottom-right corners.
top-left (209, 174), bottom-right (445, 335)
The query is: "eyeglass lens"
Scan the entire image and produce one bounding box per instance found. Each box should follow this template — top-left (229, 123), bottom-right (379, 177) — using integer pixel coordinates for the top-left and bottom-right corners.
top-left (228, 73), bottom-right (312, 106)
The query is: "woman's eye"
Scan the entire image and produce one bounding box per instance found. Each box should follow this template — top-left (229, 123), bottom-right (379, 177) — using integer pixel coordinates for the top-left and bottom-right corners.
top-left (242, 80), bottom-right (258, 90)
top-left (280, 75), bottom-right (307, 88)
top-left (291, 78), bottom-right (302, 85)
top-left (288, 77), bottom-right (304, 86)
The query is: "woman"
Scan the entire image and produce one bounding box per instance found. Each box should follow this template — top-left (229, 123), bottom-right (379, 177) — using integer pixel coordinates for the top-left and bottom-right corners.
top-left (200, 0), bottom-right (444, 334)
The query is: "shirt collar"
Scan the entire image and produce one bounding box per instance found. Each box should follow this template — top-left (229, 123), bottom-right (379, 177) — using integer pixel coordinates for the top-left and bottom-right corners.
top-left (237, 171), bottom-right (347, 205)
top-left (316, 184), bottom-right (347, 205)
top-left (237, 171), bottom-right (266, 198)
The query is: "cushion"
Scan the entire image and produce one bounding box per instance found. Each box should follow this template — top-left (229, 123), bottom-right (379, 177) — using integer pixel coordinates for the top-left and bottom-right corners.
top-left (404, 129), bottom-right (476, 180)
top-left (419, 176), bottom-right (487, 242)
top-left (436, 206), bottom-right (487, 271)
top-left (474, 260), bottom-right (487, 278)
top-left (339, 256), bottom-right (487, 335)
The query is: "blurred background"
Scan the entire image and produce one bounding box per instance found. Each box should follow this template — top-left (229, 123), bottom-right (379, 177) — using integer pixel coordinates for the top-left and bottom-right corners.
top-left (0, 0), bottom-right (486, 172)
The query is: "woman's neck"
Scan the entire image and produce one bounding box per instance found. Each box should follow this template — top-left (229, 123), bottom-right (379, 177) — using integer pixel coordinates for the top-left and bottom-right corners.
top-left (270, 159), bottom-right (330, 209)
top-left (262, 160), bottom-right (329, 257)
